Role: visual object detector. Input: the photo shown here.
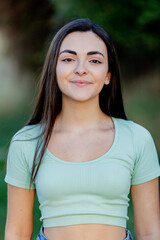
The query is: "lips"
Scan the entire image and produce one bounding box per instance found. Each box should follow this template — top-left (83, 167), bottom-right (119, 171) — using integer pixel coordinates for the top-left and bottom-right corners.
top-left (71, 80), bottom-right (91, 86)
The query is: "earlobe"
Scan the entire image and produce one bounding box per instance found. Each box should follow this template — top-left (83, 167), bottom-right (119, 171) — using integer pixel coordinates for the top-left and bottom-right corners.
top-left (104, 72), bottom-right (111, 85)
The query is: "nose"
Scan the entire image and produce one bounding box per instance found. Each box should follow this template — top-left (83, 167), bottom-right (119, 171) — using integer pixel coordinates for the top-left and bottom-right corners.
top-left (73, 60), bottom-right (88, 76)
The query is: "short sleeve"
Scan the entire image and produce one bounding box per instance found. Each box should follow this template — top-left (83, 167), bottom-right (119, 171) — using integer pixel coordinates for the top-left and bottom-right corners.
top-left (131, 124), bottom-right (160, 185)
top-left (5, 136), bottom-right (35, 189)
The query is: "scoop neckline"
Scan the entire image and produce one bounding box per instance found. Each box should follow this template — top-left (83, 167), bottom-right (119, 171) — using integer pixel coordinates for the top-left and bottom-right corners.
top-left (46, 116), bottom-right (118, 165)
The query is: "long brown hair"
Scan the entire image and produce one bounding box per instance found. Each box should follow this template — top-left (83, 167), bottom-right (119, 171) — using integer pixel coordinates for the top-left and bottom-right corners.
top-left (26, 18), bottom-right (127, 184)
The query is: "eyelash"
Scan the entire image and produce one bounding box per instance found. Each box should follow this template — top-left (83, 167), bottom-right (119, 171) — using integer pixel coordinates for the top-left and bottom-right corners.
top-left (61, 58), bottom-right (102, 64)
top-left (89, 59), bottom-right (102, 64)
top-left (62, 58), bottom-right (74, 62)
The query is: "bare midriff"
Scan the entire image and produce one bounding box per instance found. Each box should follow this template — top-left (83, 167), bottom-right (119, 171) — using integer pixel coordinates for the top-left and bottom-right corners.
top-left (43, 224), bottom-right (126, 240)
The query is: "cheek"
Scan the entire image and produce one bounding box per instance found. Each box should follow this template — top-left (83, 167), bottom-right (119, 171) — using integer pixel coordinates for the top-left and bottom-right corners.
top-left (56, 65), bottom-right (63, 82)
top-left (56, 65), bottom-right (66, 91)
top-left (93, 67), bottom-right (108, 86)
top-left (56, 64), bottom-right (72, 83)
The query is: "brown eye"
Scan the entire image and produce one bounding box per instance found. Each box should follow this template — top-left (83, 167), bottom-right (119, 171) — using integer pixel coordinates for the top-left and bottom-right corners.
top-left (62, 58), bottom-right (74, 62)
top-left (89, 59), bottom-right (102, 64)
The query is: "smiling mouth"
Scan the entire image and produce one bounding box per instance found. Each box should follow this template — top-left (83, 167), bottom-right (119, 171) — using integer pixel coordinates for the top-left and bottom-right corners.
top-left (71, 81), bottom-right (91, 86)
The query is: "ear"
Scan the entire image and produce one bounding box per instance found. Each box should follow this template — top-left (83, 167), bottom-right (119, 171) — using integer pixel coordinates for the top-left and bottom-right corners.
top-left (104, 71), bottom-right (111, 85)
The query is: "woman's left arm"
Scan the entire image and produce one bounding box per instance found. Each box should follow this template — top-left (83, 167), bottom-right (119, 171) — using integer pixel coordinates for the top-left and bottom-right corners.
top-left (131, 177), bottom-right (160, 240)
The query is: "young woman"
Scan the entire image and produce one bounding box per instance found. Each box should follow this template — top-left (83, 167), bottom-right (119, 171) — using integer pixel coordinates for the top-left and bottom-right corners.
top-left (5, 19), bottom-right (160, 240)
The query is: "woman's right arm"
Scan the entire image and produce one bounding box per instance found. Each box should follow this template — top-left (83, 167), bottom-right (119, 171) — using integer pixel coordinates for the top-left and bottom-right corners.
top-left (5, 184), bottom-right (36, 240)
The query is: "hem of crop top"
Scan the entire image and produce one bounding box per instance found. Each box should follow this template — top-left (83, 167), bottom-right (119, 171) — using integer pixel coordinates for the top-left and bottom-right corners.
top-left (42, 214), bottom-right (126, 228)
top-left (45, 116), bottom-right (118, 165)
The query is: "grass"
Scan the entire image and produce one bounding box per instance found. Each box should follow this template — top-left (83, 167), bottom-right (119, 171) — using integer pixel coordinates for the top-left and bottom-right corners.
top-left (0, 75), bottom-right (160, 239)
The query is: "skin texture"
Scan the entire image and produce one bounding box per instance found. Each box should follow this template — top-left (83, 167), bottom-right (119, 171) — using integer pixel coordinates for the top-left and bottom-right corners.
top-left (5, 31), bottom-right (160, 240)
top-left (131, 178), bottom-right (160, 240)
top-left (5, 185), bottom-right (35, 240)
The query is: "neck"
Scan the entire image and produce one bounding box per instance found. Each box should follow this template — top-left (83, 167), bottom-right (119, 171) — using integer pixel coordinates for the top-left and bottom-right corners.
top-left (54, 96), bottom-right (109, 132)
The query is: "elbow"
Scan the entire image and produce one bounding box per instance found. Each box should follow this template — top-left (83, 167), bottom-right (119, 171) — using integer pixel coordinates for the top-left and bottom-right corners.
top-left (136, 229), bottom-right (160, 240)
top-left (5, 222), bottom-right (33, 240)
top-left (5, 231), bottom-right (32, 240)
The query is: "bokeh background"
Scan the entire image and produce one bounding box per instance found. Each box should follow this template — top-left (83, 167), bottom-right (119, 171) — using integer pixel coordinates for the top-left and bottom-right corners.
top-left (0, 0), bottom-right (160, 239)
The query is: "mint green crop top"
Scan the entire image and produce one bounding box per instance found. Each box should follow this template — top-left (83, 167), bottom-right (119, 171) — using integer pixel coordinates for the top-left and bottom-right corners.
top-left (5, 117), bottom-right (160, 228)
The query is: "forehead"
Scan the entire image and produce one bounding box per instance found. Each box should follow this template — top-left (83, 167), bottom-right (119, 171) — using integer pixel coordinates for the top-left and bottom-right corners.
top-left (59, 31), bottom-right (107, 55)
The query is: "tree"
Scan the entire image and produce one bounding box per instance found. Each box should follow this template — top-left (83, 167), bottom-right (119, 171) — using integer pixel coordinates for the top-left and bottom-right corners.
top-left (0, 0), bottom-right (55, 71)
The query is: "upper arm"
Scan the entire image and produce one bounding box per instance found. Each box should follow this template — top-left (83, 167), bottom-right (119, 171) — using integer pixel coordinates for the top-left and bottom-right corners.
top-left (5, 184), bottom-right (35, 240)
top-left (131, 178), bottom-right (160, 239)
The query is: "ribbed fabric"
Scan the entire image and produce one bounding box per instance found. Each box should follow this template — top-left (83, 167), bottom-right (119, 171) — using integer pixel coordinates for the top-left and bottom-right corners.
top-left (5, 117), bottom-right (160, 228)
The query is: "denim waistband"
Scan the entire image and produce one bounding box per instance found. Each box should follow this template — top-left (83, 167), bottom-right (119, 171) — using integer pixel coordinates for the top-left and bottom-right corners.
top-left (36, 225), bottom-right (49, 240)
top-left (36, 225), bottom-right (133, 240)
top-left (125, 229), bottom-right (133, 240)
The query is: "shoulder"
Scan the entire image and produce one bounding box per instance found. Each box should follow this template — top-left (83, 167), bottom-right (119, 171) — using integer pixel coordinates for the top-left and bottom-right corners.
top-left (5, 124), bottom-right (42, 189)
top-left (10, 124), bottom-right (44, 157)
top-left (8, 124), bottom-right (44, 169)
top-left (11, 124), bottom-right (44, 143)
top-left (114, 117), bottom-right (157, 160)
top-left (114, 117), bottom-right (151, 140)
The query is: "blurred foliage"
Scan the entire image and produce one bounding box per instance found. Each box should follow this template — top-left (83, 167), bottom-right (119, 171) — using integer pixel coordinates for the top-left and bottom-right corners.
top-left (52, 0), bottom-right (160, 75)
top-left (0, 0), bottom-right (55, 71)
top-left (0, 0), bottom-right (160, 76)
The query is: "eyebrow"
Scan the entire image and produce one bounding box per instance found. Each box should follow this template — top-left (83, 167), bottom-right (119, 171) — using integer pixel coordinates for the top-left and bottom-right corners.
top-left (59, 49), bottom-right (104, 58)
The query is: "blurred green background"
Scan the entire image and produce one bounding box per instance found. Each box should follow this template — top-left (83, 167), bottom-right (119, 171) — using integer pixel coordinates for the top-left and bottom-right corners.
top-left (0, 0), bottom-right (160, 239)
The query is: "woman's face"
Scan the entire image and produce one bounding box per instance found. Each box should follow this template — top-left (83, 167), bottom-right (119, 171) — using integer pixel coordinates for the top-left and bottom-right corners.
top-left (56, 31), bottom-right (111, 103)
